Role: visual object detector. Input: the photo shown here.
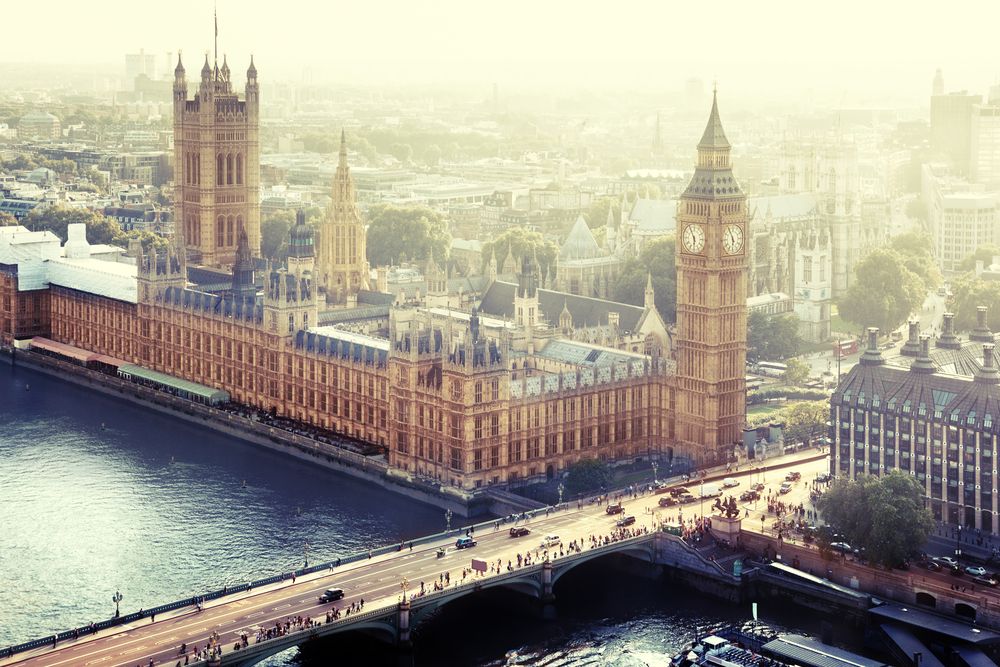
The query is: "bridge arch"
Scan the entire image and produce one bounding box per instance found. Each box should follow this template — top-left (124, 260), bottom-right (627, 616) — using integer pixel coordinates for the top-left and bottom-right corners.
top-left (955, 602), bottom-right (977, 620)
top-left (915, 591), bottom-right (936, 608)
top-left (550, 543), bottom-right (656, 586)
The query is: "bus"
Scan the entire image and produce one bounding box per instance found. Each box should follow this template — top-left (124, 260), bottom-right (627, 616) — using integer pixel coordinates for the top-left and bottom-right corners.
top-left (755, 361), bottom-right (788, 377)
top-left (832, 339), bottom-right (858, 359)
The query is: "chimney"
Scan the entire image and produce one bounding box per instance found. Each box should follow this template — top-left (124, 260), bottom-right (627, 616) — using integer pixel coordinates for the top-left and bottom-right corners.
top-left (976, 343), bottom-right (1000, 384)
top-left (859, 327), bottom-right (885, 366)
top-left (911, 334), bottom-right (936, 374)
top-left (900, 319), bottom-right (921, 357)
top-left (971, 306), bottom-right (993, 343)
top-left (937, 312), bottom-right (961, 349)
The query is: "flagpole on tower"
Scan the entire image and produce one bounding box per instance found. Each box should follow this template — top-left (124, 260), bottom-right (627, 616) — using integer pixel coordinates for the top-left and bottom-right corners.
top-left (214, 2), bottom-right (218, 68)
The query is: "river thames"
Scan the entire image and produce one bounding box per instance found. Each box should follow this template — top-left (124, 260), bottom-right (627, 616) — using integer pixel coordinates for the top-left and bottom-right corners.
top-left (0, 365), bottom-right (835, 666)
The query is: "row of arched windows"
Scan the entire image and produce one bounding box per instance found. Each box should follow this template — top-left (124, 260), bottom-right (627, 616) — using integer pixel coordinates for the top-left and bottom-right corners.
top-left (183, 152), bottom-right (201, 185)
top-left (216, 153), bottom-right (244, 186)
top-left (184, 213), bottom-right (201, 244)
top-left (215, 215), bottom-right (242, 248)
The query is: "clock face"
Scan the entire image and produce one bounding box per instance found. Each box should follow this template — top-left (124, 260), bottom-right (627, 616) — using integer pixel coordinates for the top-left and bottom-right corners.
top-left (682, 224), bottom-right (705, 253)
top-left (723, 224), bottom-right (744, 254)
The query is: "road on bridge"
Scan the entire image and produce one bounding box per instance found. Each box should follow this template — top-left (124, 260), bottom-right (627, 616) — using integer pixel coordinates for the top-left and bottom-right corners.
top-left (2, 453), bottom-right (828, 667)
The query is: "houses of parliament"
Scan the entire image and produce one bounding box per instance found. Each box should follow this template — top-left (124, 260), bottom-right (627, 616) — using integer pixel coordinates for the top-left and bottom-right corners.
top-left (0, 55), bottom-right (748, 490)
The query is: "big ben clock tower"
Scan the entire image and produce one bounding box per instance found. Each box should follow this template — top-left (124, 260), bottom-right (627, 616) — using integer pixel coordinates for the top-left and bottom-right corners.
top-left (674, 88), bottom-right (748, 465)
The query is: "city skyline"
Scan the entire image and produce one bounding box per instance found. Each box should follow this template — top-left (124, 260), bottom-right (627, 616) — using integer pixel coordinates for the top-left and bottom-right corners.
top-left (3, 0), bottom-right (1000, 104)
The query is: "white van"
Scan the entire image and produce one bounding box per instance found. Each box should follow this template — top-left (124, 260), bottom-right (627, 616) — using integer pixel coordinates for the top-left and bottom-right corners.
top-left (540, 534), bottom-right (561, 548)
top-left (699, 483), bottom-right (721, 498)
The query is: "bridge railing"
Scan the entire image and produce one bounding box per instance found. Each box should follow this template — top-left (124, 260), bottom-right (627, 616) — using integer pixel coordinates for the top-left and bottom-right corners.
top-left (0, 486), bottom-right (651, 660)
top-left (186, 532), bottom-right (657, 666)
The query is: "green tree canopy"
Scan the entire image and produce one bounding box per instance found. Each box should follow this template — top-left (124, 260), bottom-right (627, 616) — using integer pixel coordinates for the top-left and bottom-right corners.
top-left (564, 458), bottom-right (612, 496)
top-left (366, 204), bottom-right (450, 267)
top-left (948, 273), bottom-right (1000, 331)
top-left (261, 209), bottom-right (294, 261)
top-left (0, 211), bottom-right (17, 226)
top-left (110, 229), bottom-right (169, 254)
top-left (781, 357), bottom-right (811, 387)
top-left (747, 311), bottom-right (802, 362)
top-left (958, 244), bottom-right (1000, 273)
top-left (23, 206), bottom-right (119, 244)
top-left (782, 400), bottom-right (828, 444)
top-left (480, 227), bottom-right (558, 279)
top-left (891, 231), bottom-right (941, 291)
top-left (816, 471), bottom-right (933, 567)
top-left (838, 249), bottom-right (925, 334)
top-left (583, 197), bottom-right (621, 229)
top-left (612, 237), bottom-right (676, 321)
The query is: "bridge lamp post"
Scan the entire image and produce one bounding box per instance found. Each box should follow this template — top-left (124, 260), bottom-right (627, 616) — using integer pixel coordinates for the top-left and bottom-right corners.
top-left (652, 461), bottom-right (658, 486)
top-left (558, 482), bottom-right (565, 505)
top-left (699, 480), bottom-right (704, 522)
top-left (304, 541), bottom-right (310, 569)
top-left (401, 577), bottom-right (409, 603)
top-left (112, 590), bottom-right (123, 618)
top-left (445, 509), bottom-right (453, 532)
top-left (956, 524), bottom-right (963, 568)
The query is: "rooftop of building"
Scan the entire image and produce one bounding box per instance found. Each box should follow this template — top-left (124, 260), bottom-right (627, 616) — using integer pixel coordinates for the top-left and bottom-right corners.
top-left (478, 280), bottom-right (647, 332)
top-left (559, 216), bottom-right (603, 261)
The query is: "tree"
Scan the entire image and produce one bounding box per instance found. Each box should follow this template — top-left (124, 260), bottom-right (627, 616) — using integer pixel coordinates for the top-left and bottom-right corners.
top-left (564, 458), bottom-right (612, 496)
top-left (22, 206), bottom-right (119, 244)
top-left (948, 273), bottom-right (1000, 331)
top-left (389, 143), bottom-right (413, 163)
top-left (959, 244), bottom-right (1000, 273)
top-left (781, 358), bottom-right (811, 386)
top-left (366, 204), bottom-right (450, 267)
top-left (612, 237), bottom-right (676, 320)
top-left (583, 197), bottom-right (620, 229)
top-left (891, 231), bottom-right (941, 291)
top-left (110, 229), bottom-right (169, 254)
top-left (261, 210), bottom-right (294, 261)
top-left (480, 227), bottom-right (558, 279)
top-left (782, 400), bottom-right (828, 445)
top-left (816, 471), bottom-right (933, 568)
top-left (747, 312), bottom-right (802, 362)
top-left (838, 249), bottom-right (925, 334)
top-left (0, 211), bottom-right (17, 226)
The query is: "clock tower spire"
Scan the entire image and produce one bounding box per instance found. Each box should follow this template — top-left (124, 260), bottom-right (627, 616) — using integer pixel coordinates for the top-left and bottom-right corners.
top-left (674, 88), bottom-right (748, 465)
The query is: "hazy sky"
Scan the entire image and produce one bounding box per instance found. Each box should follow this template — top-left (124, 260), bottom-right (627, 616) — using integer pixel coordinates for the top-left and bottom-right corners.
top-left (4, 0), bottom-right (999, 102)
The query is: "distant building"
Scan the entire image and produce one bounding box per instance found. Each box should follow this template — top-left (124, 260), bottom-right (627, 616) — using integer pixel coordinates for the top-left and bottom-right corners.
top-left (922, 163), bottom-right (999, 272)
top-left (125, 49), bottom-right (157, 90)
top-left (971, 102), bottom-right (1000, 186)
top-left (18, 112), bottom-right (61, 140)
top-left (931, 91), bottom-right (980, 176)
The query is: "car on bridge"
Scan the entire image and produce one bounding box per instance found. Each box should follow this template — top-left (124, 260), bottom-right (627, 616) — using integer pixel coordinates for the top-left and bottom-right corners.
top-left (816, 472), bottom-right (832, 483)
top-left (616, 516), bottom-right (636, 527)
top-left (455, 536), bottom-right (477, 549)
top-left (785, 471), bottom-right (801, 482)
top-left (972, 574), bottom-right (999, 587)
top-left (540, 534), bottom-right (561, 548)
top-left (678, 493), bottom-right (697, 504)
top-left (739, 490), bottom-right (759, 502)
top-left (318, 588), bottom-right (344, 603)
top-left (658, 496), bottom-right (677, 507)
top-left (934, 556), bottom-right (959, 568)
top-left (965, 565), bottom-right (990, 577)
top-left (722, 477), bottom-right (740, 488)
top-left (779, 482), bottom-right (793, 494)
top-left (829, 542), bottom-right (852, 554)
top-left (606, 503), bottom-right (624, 515)
top-left (509, 526), bottom-right (531, 538)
